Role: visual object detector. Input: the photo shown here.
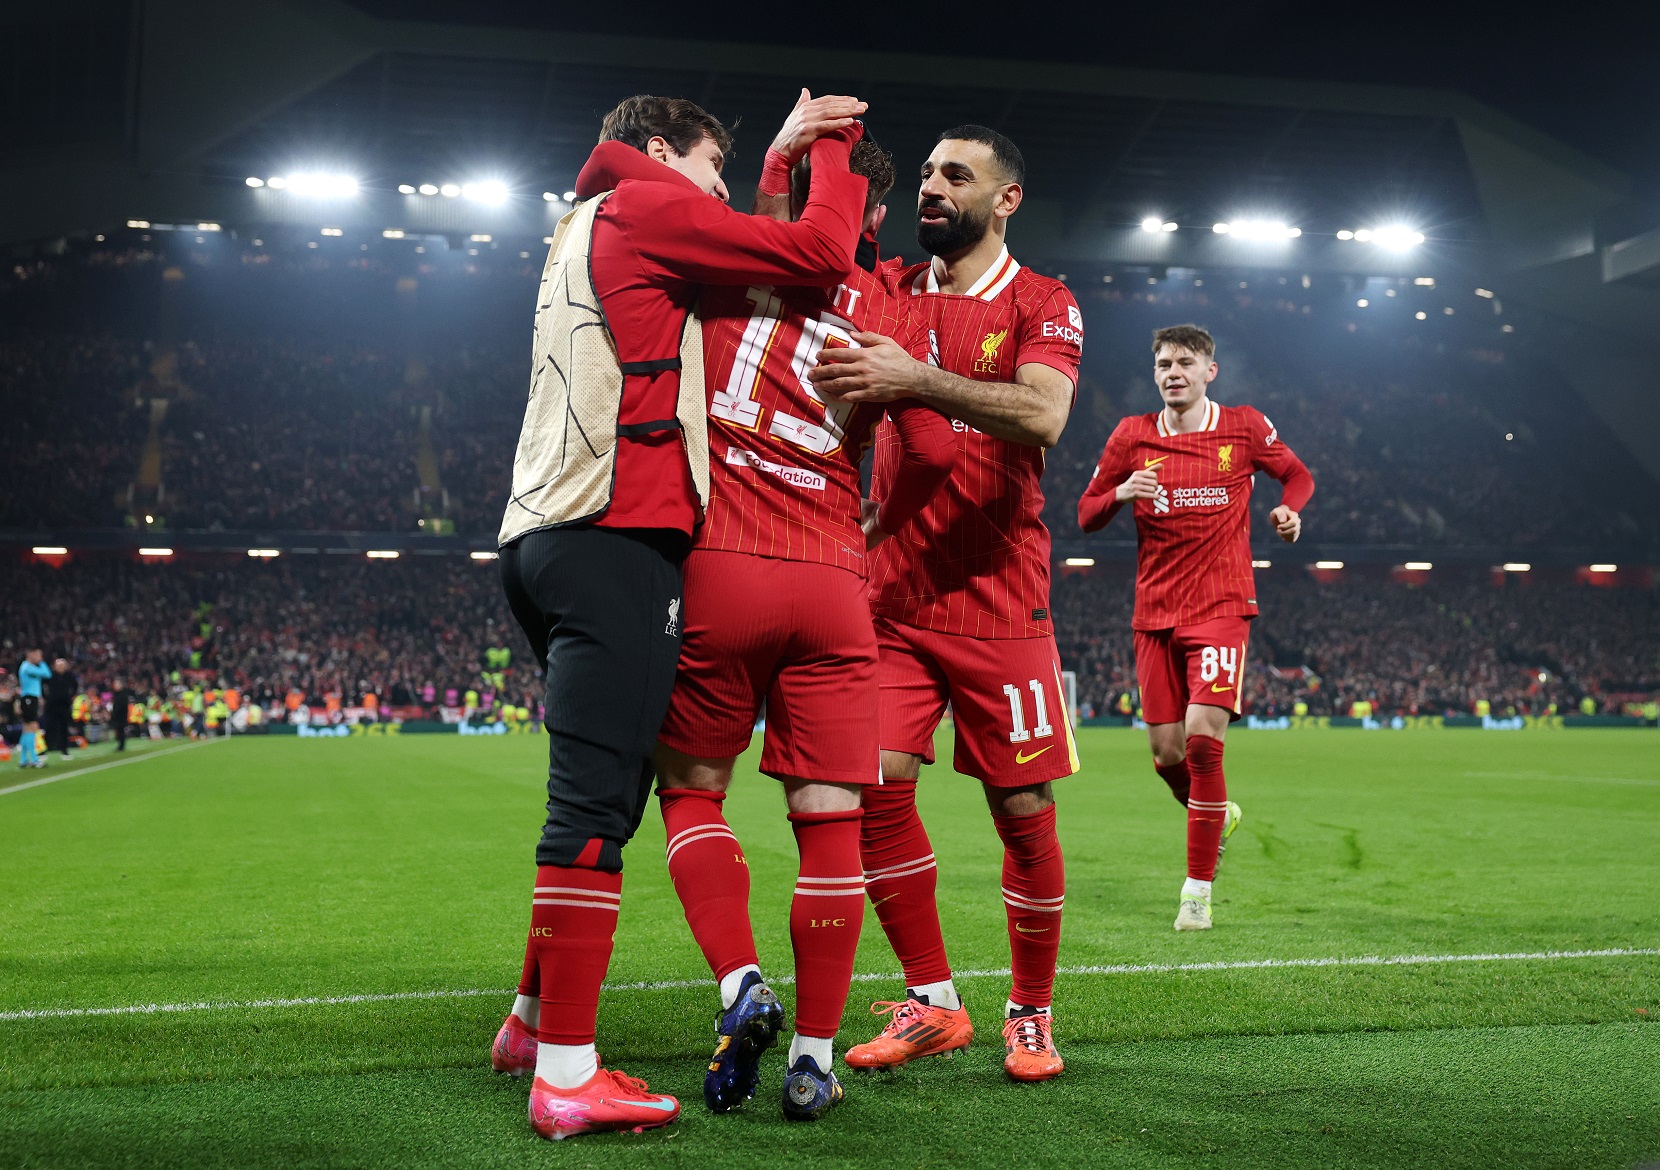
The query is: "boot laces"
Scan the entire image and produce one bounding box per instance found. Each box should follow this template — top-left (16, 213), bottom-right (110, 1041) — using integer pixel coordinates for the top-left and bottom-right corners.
top-left (871, 998), bottom-right (928, 1036)
top-left (1002, 1013), bottom-right (1051, 1054)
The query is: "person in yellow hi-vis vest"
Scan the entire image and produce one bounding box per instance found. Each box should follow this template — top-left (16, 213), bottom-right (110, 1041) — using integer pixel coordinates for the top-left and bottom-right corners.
top-left (1474, 698), bottom-right (1491, 718)
top-left (1349, 699), bottom-right (1373, 719)
top-left (1293, 699), bottom-right (1309, 717)
top-left (1579, 695), bottom-right (1596, 716)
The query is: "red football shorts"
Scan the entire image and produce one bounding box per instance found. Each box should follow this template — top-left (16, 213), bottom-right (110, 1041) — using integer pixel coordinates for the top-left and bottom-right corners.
top-left (874, 616), bottom-right (1080, 788)
top-left (658, 549), bottom-right (880, 786)
top-left (1133, 615), bottom-right (1254, 725)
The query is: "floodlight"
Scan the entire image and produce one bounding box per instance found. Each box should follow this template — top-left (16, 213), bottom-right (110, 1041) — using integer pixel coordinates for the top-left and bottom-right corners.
top-left (1404, 562), bottom-right (1432, 571)
top-left (397, 184), bottom-right (416, 195)
top-left (1354, 228), bottom-right (1373, 241)
top-left (1336, 229), bottom-right (1355, 240)
top-left (1356, 299), bottom-right (1368, 308)
top-left (266, 176), bottom-right (287, 189)
top-left (419, 183), bottom-right (439, 196)
top-left (1063, 557), bottom-right (1095, 567)
top-left (320, 227), bottom-right (343, 237)
top-left (247, 549), bottom-right (281, 558)
top-left (382, 229), bottom-right (405, 239)
top-left (1219, 220), bottom-right (1298, 241)
top-left (1475, 288), bottom-right (1495, 298)
top-left (366, 550), bottom-right (400, 559)
top-left (1251, 560), bottom-right (1272, 569)
top-left (543, 192), bottom-right (559, 202)
top-left (197, 222), bottom-right (221, 232)
top-left (1413, 277), bottom-right (1435, 286)
top-left (127, 219), bottom-right (150, 228)
top-left (469, 233), bottom-right (492, 242)
top-left (32, 546), bottom-right (68, 555)
top-left (439, 183), bottom-right (461, 197)
top-left (1414, 311), bottom-right (1427, 320)
top-left (1314, 561), bottom-right (1344, 570)
top-left (139, 547), bottom-right (174, 557)
top-left (245, 176), bottom-right (264, 188)
top-left (285, 173), bottom-right (358, 199)
top-left (563, 190), bottom-right (577, 202)
top-left (1371, 225), bottom-right (1426, 250)
top-left (1501, 563), bottom-right (1531, 572)
top-left (470, 551), bottom-right (499, 561)
top-left (1140, 217), bottom-right (1163, 233)
top-left (1589, 564), bottom-right (1617, 573)
top-left (462, 180), bottom-right (509, 205)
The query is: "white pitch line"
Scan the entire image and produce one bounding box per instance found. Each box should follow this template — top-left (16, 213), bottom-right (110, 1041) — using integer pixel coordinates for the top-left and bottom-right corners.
top-left (3, 947), bottom-right (1653, 1023)
top-left (1462, 770), bottom-right (1660, 788)
top-left (0, 737), bottom-right (227, 797)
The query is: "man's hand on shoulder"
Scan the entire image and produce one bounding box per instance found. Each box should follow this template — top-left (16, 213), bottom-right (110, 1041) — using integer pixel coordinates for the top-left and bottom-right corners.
top-left (809, 331), bottom-right (922, 404)
top-left (1269, 504), bottom-right (1301, 543)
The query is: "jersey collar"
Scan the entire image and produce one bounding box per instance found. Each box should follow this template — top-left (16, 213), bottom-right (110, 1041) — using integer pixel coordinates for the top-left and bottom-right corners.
top-left (911, 245), bottom-right (1020, 301)
top-left (1156, 398), bottom-right (1220, 436)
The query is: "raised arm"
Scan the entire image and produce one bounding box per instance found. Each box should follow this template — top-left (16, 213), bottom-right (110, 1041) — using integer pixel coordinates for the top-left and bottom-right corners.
top-left (750, 89), bottom-right (865, 221)
top-left (629, 129), bottom-right (869, 287)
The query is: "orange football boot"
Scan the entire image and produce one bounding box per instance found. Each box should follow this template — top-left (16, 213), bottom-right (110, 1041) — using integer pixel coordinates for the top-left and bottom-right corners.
top-left (1002, 1010), bottom-right (1063, 1081)
top-left (843, 997), bottom-right (973, 1069)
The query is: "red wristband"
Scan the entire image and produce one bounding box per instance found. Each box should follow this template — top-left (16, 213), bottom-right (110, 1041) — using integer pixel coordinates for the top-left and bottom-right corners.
top-left (758, 147), bottom-right (793, 197)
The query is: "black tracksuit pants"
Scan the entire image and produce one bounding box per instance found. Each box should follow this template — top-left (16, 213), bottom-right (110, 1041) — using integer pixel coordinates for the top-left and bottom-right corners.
top-left (44, 703), bottom-right (71, 754)
top-left (499, 525), bottom-right (687, 872)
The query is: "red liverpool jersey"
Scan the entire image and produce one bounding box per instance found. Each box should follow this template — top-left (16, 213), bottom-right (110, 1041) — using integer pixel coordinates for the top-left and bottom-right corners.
top-left (868, 247), bottom-right (1084, 639)
top-left (699, 264), bottom-right (945, 574)
top-left (1078, 399), bottom-right (1314, 630)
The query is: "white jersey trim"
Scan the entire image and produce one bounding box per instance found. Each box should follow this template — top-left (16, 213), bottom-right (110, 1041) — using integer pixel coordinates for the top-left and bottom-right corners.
top-left (1156, 399), bottom-right (1220, 437)
top-left (911, 245), bottom-right (1021, 302)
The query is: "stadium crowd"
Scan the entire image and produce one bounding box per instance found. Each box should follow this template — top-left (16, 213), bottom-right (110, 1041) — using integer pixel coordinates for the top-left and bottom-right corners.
top-left (5, 245), bottom-right (1658, 553)
top-left (3, 557), bottom-right (1654, 736)
top-left (1054, 569), bottom-right (1660, 719)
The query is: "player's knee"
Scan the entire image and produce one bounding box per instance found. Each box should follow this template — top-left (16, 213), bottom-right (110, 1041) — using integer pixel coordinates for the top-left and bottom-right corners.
top-left (652, 742), bottom-right (733, 793)
top-left (880, 749), bottom-right (923, 782)
top-left (984, 781), bottom-right (1053, 818)
top-left (1151, 742), bottom-right (1185, 769)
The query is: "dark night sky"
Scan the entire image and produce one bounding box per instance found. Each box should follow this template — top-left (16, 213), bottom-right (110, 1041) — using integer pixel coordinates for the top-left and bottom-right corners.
top-left (352, 1), bottom-right (1660, 197)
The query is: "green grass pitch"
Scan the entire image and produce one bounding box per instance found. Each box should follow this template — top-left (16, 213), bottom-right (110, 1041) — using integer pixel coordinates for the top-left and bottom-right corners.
top-left (2, 728), bottom-right (1657, 1169)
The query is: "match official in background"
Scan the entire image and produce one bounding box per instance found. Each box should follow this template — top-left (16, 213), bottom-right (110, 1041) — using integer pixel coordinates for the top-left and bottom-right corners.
top-left (489, 91), bottom-right (870, 1140)
top-left (44, 659), bottom-right (77, 760)
top-left (16, 649), bottom-right (50, 768)
top-left (111, 678), bottom-right (132, 752)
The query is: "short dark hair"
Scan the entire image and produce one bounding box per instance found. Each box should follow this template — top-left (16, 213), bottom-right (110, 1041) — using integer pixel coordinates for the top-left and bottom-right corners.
top-left (1152, 324), bottom-right (1216, 358)
top-left (791, 136), bottom-right (896, 216)
top-left (599, 95), bottom-right (734, 160)
top-left (937, 124), bottom-right (1024, 185)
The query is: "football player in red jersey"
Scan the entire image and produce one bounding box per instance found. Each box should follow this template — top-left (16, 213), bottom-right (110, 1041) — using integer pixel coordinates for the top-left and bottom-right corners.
top-left (807, 125), bottom-right (1081, 1082)
top-left (1078, 324), bottom-right (1314, 930)
top-left (653, 134), bottom-right (957, 1121)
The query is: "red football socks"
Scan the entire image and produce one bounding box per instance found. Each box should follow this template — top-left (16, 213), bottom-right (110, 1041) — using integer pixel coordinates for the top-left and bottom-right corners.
top-left (1155, 758), bottom-right (1192, 806)
top-left (515, 930), bottom-right (538, 998)
top-left (788, 809), bottom-right (866, 1039)
top-left (1185, 734), bottom-right (1228, 881)
top-left (658, 787), bottom-right (760, 982)
top-left (528, 863), bottom-right (622, 1045)
top-left (993, 804), bottom-right (1065, 1009)
top-left (859, 780), bottom-right (953, 987)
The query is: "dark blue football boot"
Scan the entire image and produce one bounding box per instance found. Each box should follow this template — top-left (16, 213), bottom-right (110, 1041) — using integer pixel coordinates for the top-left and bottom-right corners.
top-left (704, 971), bottom-right (784, 1113)
top-left (781, 1054), bottom-right (845, 1122)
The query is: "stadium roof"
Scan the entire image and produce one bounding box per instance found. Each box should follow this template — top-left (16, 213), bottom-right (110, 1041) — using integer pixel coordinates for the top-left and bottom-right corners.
top-left (0, 0), bottom-right (1633, 267)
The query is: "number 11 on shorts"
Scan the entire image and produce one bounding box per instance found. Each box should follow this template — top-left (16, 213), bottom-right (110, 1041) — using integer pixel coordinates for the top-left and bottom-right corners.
top-left (1002, 679), bottom-right (1054, 744)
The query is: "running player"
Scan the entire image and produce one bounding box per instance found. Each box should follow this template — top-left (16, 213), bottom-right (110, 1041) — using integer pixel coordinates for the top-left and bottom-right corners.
top-left (1077, 324), bottom-right (1313, 930)
top-left (807, 125), bottom-right (1082, 1081)
top-left (654, 136), bottom-right (956, 1121)
top-left (16, 649), bottom-right (51, 769)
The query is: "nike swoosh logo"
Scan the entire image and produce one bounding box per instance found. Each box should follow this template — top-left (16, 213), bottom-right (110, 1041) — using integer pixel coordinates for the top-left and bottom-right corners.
top-left (870, 893), bottom-right (900, 909)
top-left (1143, 455), bottom-right (1169, 469)
top-left (1210, 684), bottom-right (1233, 693)
top-left (1015, 745), bottom-right (1053, 764)
top-left (624, 1098), bottom-right (680, 1112)
top-left (1014, 924), bottom-right (1049, 934)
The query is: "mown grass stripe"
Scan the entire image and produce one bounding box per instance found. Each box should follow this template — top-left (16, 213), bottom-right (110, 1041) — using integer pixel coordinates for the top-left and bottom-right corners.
top-left (0, 737), bottom-right (226, 797)
top-left (4, 946), bottom-right (1652, 1022)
